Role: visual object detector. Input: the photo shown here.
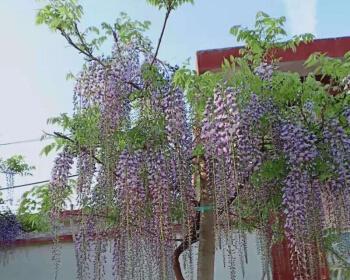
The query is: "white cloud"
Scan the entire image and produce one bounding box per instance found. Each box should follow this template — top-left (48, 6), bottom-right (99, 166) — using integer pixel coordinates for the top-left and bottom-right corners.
top-left (283, 0), bottom-right (317, 36)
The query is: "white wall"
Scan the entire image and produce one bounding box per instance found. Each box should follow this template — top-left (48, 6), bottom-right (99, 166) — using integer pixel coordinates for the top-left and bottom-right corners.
top-left (0, 233), bottom-right (264, 280)
top-left (0, 243), bottom-right (76, 280)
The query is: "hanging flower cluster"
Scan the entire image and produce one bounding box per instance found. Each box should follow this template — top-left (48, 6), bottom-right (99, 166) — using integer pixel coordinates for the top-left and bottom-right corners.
top-left (201, 87), bottom-right (240, 214)
top-left (236, 94), bottom-right (270, 180)
top-left (50, 148), bottom-right (74, 224)
top-left (49, 148), bottom-right (74, 276)
top-left (162, 87), bottom-right (196, 230)
top-left (0, 211), bottom-right (21, 246)
top-left (48, 27), bottom-right (200, 278)
top-left (277, 122), bottom-right (321, 278)
top-left (322, 118), bottom-right (350, 230)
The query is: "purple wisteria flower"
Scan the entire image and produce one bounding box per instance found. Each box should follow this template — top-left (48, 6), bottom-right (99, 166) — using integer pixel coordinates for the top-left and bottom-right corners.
top-left (254, 62), bottom-right (276, 81)
top-left (0, 211), bottom-right (21, 246)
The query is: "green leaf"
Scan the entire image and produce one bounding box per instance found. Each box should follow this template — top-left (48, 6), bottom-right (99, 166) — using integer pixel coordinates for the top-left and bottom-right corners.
top-left (146, 0), bottom-right (194, 9)
top-left (40, 143), bottom-right (57, 156)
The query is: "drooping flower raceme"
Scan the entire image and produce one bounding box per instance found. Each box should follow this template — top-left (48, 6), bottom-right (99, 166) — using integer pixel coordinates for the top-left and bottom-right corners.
top-left (201, 86), bottom-right (240, 230)
top-left (50, 148), bottom-right (74, 220)
top-left (49, 148), bottom-right (74, 277)
top-left (162, 87), bottom-right (196, 227)
top-left (0, 211), bottom-right (21, 246)
top-left (277, 122), bottom-right (323, 279)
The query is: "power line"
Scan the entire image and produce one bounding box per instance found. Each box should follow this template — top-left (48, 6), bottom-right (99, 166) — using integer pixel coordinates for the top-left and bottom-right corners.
top-left (0, 174), bottom-right (78, 191)
top-left (0, 137), bottom-right (53, 146)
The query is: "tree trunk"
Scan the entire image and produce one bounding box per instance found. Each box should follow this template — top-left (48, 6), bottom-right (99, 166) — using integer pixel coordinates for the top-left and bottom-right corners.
top-left (197, 160), bottom-right (215, 280)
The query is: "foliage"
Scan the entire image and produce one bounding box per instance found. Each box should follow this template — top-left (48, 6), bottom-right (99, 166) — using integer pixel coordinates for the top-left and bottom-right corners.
top-left (113, 12), bottom-right (151, 45)
top-left (230, 11), bottom-right (314, 65)
top-left (41, 107), bottom-right (101, 156)
top-left (305, 51), bottom-right (350, 82)
top-left (17, 183), bottom-right (73, 232)
top-left (173, 67), bottom-right (221, 121)
top-left (146, 0), bottom-right (194, 10)
top-left (37, 0), bottom-right (117, 58)
top-left (0, 155), bottom-right (34, 207)
top-left (0, 155), bottom-right (34, 176)
top-left (36, 0), bottom-right (83, 32)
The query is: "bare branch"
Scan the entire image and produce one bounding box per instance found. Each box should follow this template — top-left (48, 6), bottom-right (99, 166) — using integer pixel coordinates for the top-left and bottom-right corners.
top-left (173, 187), bottom-right (243, 280)
top-left (151, 6), bottom-right (172, 65)
top-left (173, 233), bottom-right (199, 280)
top-left (58, 27), bottom-right (106, 67)
top-left (53, 132), bottom-right (103, 165)
top-left (173, 211), bottom-right (200, 280)
top-left (57, 27), bottom-right (143, 91)
top-left (112, 30), bottom-right (119, 44)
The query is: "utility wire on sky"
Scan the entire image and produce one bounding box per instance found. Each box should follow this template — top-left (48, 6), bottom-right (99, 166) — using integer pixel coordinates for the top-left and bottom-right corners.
top-left (0, 135), bottom-right (63, 191)
top-left (0, 174), bottom-right (78, 191)
top-left (0, 137), bottom-right (53, 146)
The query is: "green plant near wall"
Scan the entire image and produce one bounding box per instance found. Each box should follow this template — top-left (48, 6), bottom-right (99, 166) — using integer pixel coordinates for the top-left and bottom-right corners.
top-left (17, 183), bottom-right (73, 233)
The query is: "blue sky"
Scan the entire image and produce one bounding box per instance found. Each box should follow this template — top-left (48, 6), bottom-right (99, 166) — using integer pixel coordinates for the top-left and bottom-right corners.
top-left (1, 0), bottom-right (350, 207)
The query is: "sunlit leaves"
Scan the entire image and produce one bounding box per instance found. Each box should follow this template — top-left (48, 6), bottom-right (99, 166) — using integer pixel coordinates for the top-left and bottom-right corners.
top-left (117, 115), bottom-right (167, 151)
top-left (305, 51), bottom-right (350, 81)
top-left (270, 71), bottom-right (302, 106)
top-left (42, 107), bottom-right (100, 155)
top-left (116, 12), bottom-right (151, 45)
top-left (146, 0), bottom-right (194, 10)
top-left (141, 63), bottom-right (167, 87)
top-left (173, 67), bottom-right (220, 120)
top-left (36, 0), bottom-right (83, 31)
top-left (230, 12), bottom-right (314, 65)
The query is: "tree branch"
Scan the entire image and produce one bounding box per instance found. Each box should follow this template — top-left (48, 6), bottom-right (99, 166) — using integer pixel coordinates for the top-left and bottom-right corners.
top-left (173, 232), bottom-right (199, 280)
top-left (151, 6), bottom-right (172, 66)
top-left (53, 132), bottom-right (103, 165)
top-left (173, 187), bottom-right (243, 280)
top-left (58, 27), bottom-right (106, 67)
top-left (57, 27), bottom-right (142, 91)
top-left (173, 212), bottom-right (200, 280)
top-left (112, 30), bottom-right (119, 45)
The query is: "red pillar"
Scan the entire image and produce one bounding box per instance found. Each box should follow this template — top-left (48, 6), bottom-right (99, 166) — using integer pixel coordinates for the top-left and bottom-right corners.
top-left (271, 237), bottom-right (330, 280)
top-left (271, 238), bottom-right (294, 280)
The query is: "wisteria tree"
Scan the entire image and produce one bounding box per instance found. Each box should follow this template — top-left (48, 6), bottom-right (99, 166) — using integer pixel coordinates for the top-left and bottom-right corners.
top-left (35, 1), bottom-right (350, 279)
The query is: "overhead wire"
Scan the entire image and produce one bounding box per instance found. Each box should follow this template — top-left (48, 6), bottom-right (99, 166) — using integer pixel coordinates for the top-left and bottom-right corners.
top-left (0, 174), bottom-right (78, 191)
top-left (0, 135), bottom-right (78, 191)
top-left (0, 137), bottom-right (53, 146)
top-left (0, 135), bottom-right (58, 190)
